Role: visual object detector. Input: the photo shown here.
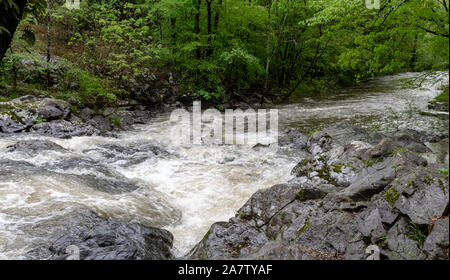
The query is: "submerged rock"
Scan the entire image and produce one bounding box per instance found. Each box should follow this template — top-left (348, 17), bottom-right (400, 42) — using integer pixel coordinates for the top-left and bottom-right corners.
top-left (6, 139), bottom-right (66, 155)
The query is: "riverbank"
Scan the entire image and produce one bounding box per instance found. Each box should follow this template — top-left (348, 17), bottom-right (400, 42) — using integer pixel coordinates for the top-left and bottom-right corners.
top-left (187, 121), bottom-right (449, 260)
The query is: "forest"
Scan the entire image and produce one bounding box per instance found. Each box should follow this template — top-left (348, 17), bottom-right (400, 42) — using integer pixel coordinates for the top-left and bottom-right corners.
top-left (0, 0), bottom-right (448, 108)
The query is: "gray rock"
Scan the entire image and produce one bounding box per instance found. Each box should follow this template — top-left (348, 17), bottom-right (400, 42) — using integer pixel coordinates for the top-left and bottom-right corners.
top-left (31, 120), bottom-right (100, 138)
top-left (370, 138), bottom-right (397, 158)
top-left (332, 149), bottom-right (427, 201)
top-left (188, 221), bottom-right (269, 260)
top-left (87, 115), bottom-right (115, 132)
top-left (25, 209), bottom-right (174, 260)
top-left (421, 217), bottom-right (449, 260)
top-left (6, 140), bottom-right (66, 155)
top-left (371, 199), bottom-right (398, 225)
top-left (0, 114), bottom-right (26, 133)
top-left (357, 208), bottom-right (386, 243)
top-left (320, 121), bottom-right (385, 146)
top-left (36, 99), bottom-right (71, 120)
top-left (237, 184), bottom-right (303, 226)
top-left (48, 219), bottom-right (174, 260)
top-left (393, 166), bottom-right (448, 225)
top-left (385, 218), bottom-right (422, 260)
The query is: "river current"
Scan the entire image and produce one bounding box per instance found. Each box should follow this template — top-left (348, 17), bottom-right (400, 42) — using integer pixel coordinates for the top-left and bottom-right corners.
top-left (0, 72), bottom-right (448, 259)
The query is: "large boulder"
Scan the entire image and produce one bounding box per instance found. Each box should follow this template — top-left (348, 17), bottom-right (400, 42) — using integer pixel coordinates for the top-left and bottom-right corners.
top-left (26, 209), bottom-right (174, 260)
top-left (421, 217), bottom-right (449, 260)
top-left (392, 165), bottom-right (449, 225)
top-left (49, 219), bottom-right (174, 260)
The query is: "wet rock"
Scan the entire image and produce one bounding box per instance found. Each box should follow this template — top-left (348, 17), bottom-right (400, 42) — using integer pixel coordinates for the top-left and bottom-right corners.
top-left (385, 218), bottom-right (422, 260)
top-left (341, 141), bottom-right (373, 161)
top-left (391, 131), bottom-right (430, 153)
top-left (307, 131), bottom-right (333, 155)
top-left (237, 184), bottom-right (303, 226)
top-left (393, 166), bottom-right (448, 225)
top-left (31, 119), bottom-right (100, 138)
top-left (48, 219), bottom-right (174, 260)
top-left (421, 217), bottom-right (449, 260)
top-left (370, 137), bottom-right (429, 158)
top-left (0, 159), bottom-right (37, 173)
top-left (320, 121), bottom-right (385, 146)
top-left (80, 107), bottom-right (96, 121)
top-left (0, 114), bottom-right (26, 133)
top-left (370, 138), bottom-right (397, 158)
top-left (94, 143), bottom-right (170, 167)
top-left (7, 95), bottom-right (71, 122)
top-left (356, 208), bottom-right (386, 243)
top-left (331, 149), bottom-right (427, 201)
top-left (86, 115), bottom-right (115, 132)
top-left (191, 122), bottom-right (448, 260)
top-left (36, 99), bottom-right (71, 120)
top-left (0, 157), bottom-right (139, 195)
top-left (26, 209), bottom-right (174, 260)
top-left (370, 199), bottom-right (398, 225)
top-left (6, 140), bottom-right (66, 155)
top-left (279, 130), bottom-right (308, 150)
top-left (76, 174), bottom-right (140, 194)
top-left (244, 241), bottom-right (337, 260)
top-left (188, 220), bottom-right (269, 260)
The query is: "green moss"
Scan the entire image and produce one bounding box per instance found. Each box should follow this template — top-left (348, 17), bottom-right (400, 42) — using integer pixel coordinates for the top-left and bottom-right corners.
top-left (438, 168), bottom-right (449, 175)
top-left (362, 156), bottom-right (385, 168)
top-left (296, 218), bottom-right (311, 238)
top-left (384, 187), bottom-right (400, 207)
top-left (376, 236), bottom-right (388, 249)
top-left (111, 116), bottom-right (122, 128)
top-left (424, 175), bottom-right (434, 185)
top-left (307, 129), bottom-right (319, 137)
top-left (204, 230), bottom-right (211, 239)
top-left (4, 111), bottom-right (22, 123)
top-left (332, 163), bottom-right (344, 173)
top-left (34, 118), bottom-right (46, 124)
top-left (438, 178), bottom-right (447, 193)
top-left (406, 221), bottom-right (427, 247)
top-left (296, 190), bottom-right (306, 201)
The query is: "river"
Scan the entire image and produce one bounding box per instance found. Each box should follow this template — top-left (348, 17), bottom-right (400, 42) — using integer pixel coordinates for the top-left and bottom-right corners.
top-left (0, 71), bottom-right (448, 259)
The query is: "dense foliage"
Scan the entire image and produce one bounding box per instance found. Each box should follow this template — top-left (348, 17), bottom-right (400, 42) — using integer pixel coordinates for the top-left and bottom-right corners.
top-left (0, 0), bottom-right (449, 106)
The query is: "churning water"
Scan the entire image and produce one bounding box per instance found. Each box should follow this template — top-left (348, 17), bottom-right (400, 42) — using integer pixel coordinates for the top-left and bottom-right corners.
top-left (0, 72), bottom-right (448, 259)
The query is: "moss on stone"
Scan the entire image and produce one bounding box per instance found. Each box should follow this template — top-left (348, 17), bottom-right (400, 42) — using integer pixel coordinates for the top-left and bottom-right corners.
top-left (384, 187), bottom-right (400, 207)
top-left (296, 218), bottom-right (311, 238)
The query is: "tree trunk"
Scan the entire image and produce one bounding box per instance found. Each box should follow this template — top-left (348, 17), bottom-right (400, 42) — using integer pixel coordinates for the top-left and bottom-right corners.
top-left (264, 0), bottom-right (272, 90)
top-left (0, 0), bottom-right (28, 61)
top-left (171, 17), bottom-right (176, 41)
top-left (213, 0), bottom-right (222, 33)
top-left (46, 1), bottom-right (52, 87)
top-left (206, 0), bottom-right (213, 56)
top-left (195, 0), bottom-right (201, 58)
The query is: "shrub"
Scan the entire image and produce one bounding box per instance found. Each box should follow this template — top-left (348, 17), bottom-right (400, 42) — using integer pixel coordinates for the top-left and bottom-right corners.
top-left (63, 69), bottom-right (117, 107)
